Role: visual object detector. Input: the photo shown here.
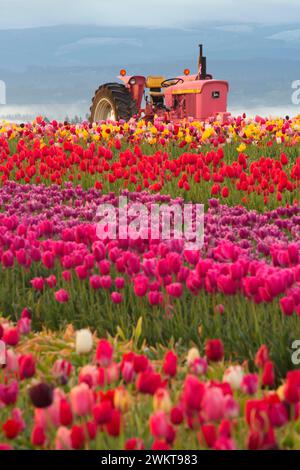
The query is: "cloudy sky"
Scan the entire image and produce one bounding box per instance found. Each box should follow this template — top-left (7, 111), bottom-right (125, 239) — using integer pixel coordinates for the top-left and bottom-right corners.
top-left (1, 0), bottom-right (300, 29)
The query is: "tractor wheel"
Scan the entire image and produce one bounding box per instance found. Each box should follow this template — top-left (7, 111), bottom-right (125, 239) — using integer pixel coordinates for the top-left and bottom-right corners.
top-left (90, 83), bottom-right (138, 122)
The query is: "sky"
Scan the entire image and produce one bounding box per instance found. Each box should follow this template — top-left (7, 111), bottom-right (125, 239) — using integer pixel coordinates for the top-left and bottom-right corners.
top-left (1, 0), bottom-right (300, 29)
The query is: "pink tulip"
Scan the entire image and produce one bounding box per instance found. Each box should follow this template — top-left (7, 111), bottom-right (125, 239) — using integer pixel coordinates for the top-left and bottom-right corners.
top-left (0, 381), bottom-right (19, 405)
top-left (89, 274), bottom-right (101, 289)
top-left (55, 426), bottom-right (72, 450)
top-left (280, 296), bottom-right (294, 316)
top-left (31, 277), bottom-right (44, 291)
top-left (111, 292), bottom-right (123, 304)
top-left (55, 289), bottom-right (69, 303)
top-left (149, 411), bottom-right (169, 439)
top-left (46, 274), bottom-right (57, 288)
top-left (2, 250), bottom-right (14, 268)
top-left (241, 374), bottom-right (259, 395)
top-left (201, 387), bottom-right (225, 421)
top-left (42, 251), bottom-right (55, 269)
top-left (115, 277), bottom-right (125, 289)
top-left (70, 384), bottom-right (93, 416)
top-left (166, 282), bottom-right (183, 298)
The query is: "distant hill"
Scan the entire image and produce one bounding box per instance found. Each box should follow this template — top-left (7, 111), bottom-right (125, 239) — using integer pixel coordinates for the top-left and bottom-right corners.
top-left (0, 23), bottom-right (300, 120)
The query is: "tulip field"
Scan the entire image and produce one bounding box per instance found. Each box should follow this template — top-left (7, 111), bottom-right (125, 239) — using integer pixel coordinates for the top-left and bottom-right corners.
top-left (2, 114), bottom-right (300, 450)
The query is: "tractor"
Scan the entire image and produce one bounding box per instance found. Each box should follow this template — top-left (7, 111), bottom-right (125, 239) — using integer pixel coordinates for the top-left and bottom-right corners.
top-left (90, 45), bottom-right (229, 123)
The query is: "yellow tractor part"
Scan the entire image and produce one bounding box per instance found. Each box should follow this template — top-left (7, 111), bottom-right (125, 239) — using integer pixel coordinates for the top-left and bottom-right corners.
top-left (146, 76), bottom-right (166, 89)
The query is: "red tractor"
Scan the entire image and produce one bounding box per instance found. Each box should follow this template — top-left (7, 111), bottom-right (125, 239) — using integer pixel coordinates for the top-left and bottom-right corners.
top-left (90, 45), bottom-right (229, 123)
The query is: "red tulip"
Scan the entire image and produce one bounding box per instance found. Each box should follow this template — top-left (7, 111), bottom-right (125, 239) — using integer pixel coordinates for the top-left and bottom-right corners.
top-left (205, 339), bottom-right (224, 362)
top-left (255, 344), bottom-right (269, 368)
top-left (125, 438), bottom-right (145, 450)
top-left (70, 425), bottom-right (85, 449)
top-left (284, 370), bottom-right (300, 403)
top-left (151, 440), bottom-right (170, 450)
top-left (93, 401), bottom-right (113, 425)
top-left (163, 350), bottom-right (177, 377)
top-left (262, 361), bottom-right (275, 388)
top-left (31, 425), bottom-right (46, 447)
top-left (96, 339), bottom-right (113, 367)
top-left (136, 372), bottom-right (165, 395)
top-left (2, 419), bottom-right (21, 439)
top-left (170, 406), bottom-right (184, 425)
top-left (182, 375), bottom-right (205, 411)
top-left (3, 327), bottom-right (20, 346)
top-left (106, 409), bottom-right (122, 437)
top-left (201, 423), bottom-right (217, 448)
top-left (19, 354), bottom-right (36, 380)
top-left (59, 399), bottom-right (73, 426)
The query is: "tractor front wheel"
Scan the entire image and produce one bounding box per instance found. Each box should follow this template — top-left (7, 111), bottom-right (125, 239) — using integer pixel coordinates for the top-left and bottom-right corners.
top-left (90, 83), bottom-right (137, 122)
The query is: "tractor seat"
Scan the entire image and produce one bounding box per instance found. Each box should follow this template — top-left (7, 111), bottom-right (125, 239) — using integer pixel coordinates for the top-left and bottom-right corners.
top-left (146, 76), bottom-right (165, 89)
top-left (149, 91), bottom-right (164, 97)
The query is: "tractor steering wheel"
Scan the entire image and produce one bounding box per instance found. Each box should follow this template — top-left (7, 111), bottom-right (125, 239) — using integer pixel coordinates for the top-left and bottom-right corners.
top-left (161, 77), bottom-right (184, 88)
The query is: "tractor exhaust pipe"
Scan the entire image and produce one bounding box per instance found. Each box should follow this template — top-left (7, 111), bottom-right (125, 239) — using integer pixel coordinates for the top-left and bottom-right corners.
top-left (198, 44), bottom-right (203, 69)
top-left (198, 44), bottom-right (207, 80)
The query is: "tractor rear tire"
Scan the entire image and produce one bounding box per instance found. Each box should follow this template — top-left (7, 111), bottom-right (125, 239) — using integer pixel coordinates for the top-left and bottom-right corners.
top-left (90, 83), bottom-right (138, 122)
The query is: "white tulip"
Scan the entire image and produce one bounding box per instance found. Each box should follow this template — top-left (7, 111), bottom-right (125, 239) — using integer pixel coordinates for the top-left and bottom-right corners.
top-left (75, 329), bottom-right (93, 355)
top-left (186, 347), bottom-right (200, 366)
top-left (223, 365), bottom-right (244, 390)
